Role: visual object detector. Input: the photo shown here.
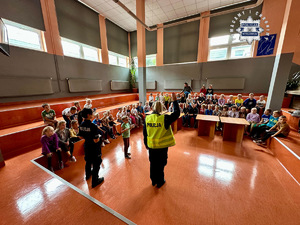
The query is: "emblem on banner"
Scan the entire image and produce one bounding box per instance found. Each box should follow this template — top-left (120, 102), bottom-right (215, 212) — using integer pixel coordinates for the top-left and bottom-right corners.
top-left (230, 10), bottom-right (270, 44)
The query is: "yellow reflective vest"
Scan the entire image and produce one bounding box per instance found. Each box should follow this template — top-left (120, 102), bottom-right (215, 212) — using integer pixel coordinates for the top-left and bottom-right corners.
top-left (146, 113), bottom-right (176, 149)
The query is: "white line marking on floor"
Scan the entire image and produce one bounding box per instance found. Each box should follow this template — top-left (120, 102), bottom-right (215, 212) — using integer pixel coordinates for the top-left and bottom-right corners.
top-left (31, 157), bottom-right (136, 225)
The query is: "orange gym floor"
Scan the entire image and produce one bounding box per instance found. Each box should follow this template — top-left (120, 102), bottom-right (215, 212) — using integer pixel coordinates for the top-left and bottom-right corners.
top-left (1, 127), bottom-right (300, 225)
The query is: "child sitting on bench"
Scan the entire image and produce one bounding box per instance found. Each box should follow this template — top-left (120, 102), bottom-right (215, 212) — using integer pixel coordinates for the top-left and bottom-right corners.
top-left (254, 115), bottom-right (290, 146)
top-left (41, 126), bottom-right (62, 172)
top-left (55, 120), bottom-right (76, 162)
top-left (41, 103), bottom-right (58, 129)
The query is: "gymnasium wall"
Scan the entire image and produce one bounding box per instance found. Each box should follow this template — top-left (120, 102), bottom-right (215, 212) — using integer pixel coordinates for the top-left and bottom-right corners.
top-left (145, 55), bottom-right (282, 93)
top-left (0, 0), bottom-right (130, 103)
top-left (0, 46), bottom-right (129, 103)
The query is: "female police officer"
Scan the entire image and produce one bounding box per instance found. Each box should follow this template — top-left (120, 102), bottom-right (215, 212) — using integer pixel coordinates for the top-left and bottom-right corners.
top-left (78, 108), bottom-right (104, 188)
top-left (143, 93), bottom-right (180, 188)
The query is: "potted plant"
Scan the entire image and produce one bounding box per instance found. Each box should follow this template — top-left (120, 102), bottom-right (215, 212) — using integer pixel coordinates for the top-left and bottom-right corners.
top-left (129, 59), bottom-right (138, 93)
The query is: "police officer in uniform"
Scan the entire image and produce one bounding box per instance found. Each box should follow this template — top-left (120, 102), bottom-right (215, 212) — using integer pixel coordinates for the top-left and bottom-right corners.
top-left (78, 108), bottom-right (104, 188)
top-left (143, 93), bottom-right (180, 188)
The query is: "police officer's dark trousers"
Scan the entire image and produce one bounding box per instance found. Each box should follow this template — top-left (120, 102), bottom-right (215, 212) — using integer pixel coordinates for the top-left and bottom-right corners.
top-left (148, 148), bottom-right (168, 185)
top-left (85, 143), bottom-right (102, 185)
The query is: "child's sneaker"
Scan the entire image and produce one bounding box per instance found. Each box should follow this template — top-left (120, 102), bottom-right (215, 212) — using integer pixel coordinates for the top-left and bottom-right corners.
top-left (58, 161), bottom-right (64, 170)
top-left (69, 156), bottom-right (76, 162)
top-left (104, 139), bottom-right (110, 144)
top-left (102, 142), bottom-right (105, 147)
top-left (257, 142), bottom-right (267, 147)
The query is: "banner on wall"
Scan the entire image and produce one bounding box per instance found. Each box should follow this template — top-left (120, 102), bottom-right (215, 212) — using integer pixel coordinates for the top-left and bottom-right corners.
top-left (230, 9), bottom-right (271, 44)
top-left (256, 34), bottom-right (277, 56)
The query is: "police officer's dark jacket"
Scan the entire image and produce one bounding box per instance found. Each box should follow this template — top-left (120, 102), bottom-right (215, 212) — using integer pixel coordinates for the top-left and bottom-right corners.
top-left (78, 120), bottom-right (101, 156)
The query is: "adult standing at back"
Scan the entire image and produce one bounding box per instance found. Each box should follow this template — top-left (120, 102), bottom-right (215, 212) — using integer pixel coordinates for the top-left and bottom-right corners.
top-left (143, 93), bottom-right (180, 188)
top-left (180, 82), bottom-right (193, 99)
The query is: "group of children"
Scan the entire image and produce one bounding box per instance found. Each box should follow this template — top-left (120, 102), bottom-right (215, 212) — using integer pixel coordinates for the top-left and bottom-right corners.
top-left (146, 91), bottom-right (291, 146)
top-left (40, 98), bottom-right (137, 172)
top-left (40, 91), bottom-right (291, 174)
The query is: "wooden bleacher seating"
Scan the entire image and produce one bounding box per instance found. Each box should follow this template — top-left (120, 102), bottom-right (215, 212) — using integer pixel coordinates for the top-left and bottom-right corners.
top-left (0, 93), bottom-right (139, 160)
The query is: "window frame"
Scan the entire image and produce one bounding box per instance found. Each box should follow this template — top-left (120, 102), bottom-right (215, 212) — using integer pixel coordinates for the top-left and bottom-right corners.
top-left (133, 54), bottom-right (157, 68)
top-left (2, 18), bottom-right (46, 52)
top-left (108, 51), bottom-right (129, 68)
top-left (209, 34), bottom-right (254, 61)
top-left (146, 54), bottom-right (157, 67)
top-left (61, 37), bottom-right (101, 62)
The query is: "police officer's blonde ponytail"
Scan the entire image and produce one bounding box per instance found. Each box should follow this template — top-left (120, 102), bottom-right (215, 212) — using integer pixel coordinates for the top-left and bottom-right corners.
top-left (152, 101), bottom-right (163, 114)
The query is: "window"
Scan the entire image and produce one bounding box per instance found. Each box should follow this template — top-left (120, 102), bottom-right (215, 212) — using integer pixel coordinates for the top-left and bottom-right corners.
top-left (209, 48), bottom-right (228, 61)
top-left (133, 57), bottom-right (138, 68)
top-left (231, 45), bottom-right (252, 58)
top-left (108, 54), bottom-right (118, 65)
top-left (61, 38), bottom-right (100, 62)
top-left (108, 51), bottom-right (129, 68)
top-left (146, 54), bottom-right (156, 67)
top-left (2, 19), bottom-right (44, 51)
top-left (209, 35), bottom-right (230, 46)
top-left (133, 55), bottom-right (157, 68)
top-left (83, 46), bottom-right (99, 61)
top-left (61, 39), bottom-right (81, 58)
top-left (118, 56), bottom-right (127, 67)
top-left (209, 34), bottom-right (253, 61)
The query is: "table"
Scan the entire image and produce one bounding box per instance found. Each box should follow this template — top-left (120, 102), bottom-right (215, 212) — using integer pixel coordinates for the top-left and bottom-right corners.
top-left (196, 115), bottom-right (219, 138)
top-left (170, 113), bottom-right (184, 134)
top-left (220, 117), bottom-right (249, 143)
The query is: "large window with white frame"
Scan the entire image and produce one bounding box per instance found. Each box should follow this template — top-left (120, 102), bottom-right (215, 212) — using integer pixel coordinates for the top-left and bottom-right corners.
top-left (61, 37), bottom-right (101, 62)
top-left (108, 51), bottom-right (129, 68)
top-left (2, 19), bottom-right (45, 51)
top-left (209, 34), bottom-right (253, 61)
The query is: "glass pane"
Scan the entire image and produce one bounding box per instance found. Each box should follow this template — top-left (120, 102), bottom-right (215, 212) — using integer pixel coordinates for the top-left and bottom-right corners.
top-left (61, 40), bottom-right (81, 58)
top-left (109, 54), bottom-right (118, 65)
top-left (83, 46), bottom-right (98, 61)
top-left (231, 45), bottom-right (252, 58)
top-left (146, 55), bottom-right (156, 67)
top-left (209, 48), bottom-right (228, 61)
top-left (232, 33), bottom-right (246, 43)
top-left (133, 57), bottom-right (138, 68)
top-left (99, 50), bottom-right (102, 62)
top-left (210, 35), bottom-right (230, 46)
top-left (118, 56), bottom-right (127, 67)
top-left (6, 24), bottom-right (41, 50)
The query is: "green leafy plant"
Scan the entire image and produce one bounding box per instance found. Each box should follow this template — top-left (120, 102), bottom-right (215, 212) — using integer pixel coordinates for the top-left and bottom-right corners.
top-left (129, 59), bottom-right (137, 89)
top-left (286, 71), bottom-right (300, 90)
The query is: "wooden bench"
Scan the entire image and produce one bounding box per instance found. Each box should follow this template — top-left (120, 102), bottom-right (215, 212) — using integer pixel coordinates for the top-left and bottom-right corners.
top-left (0, 95), bottom-right (139, 160)
top-left (282, 108), bottom-right (300, 131)
top-left (268, 129), bottom-right (300, 183)
top-left (33, 139), bottom-right (85, 171)
top-left (0, 93), bottom-right (138, 130)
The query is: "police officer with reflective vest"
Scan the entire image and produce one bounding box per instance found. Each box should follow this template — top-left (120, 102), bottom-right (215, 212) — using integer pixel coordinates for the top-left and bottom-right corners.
top-left (78, 108), bottom-right (104, 188)
top-left (143, 93), bottom-right (180, 188)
